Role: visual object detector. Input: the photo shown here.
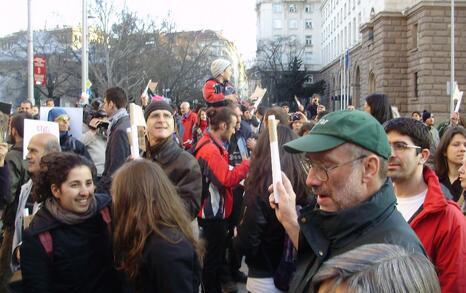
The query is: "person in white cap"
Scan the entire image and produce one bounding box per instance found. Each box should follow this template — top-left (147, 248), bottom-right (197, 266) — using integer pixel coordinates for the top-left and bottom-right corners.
top-left (202, 58), bottom-right (238, 107)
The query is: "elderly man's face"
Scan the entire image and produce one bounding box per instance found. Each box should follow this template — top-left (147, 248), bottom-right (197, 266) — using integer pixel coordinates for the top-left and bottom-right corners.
top-left (305, 144), bottom-right (367, 212)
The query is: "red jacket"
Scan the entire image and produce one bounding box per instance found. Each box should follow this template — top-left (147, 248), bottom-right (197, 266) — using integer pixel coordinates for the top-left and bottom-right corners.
top-left (202, 78), bottom-right (236, 107)
top-left (410, 167), bottom-right (466, 292)
top-left (195, 132), bottom-right (249, 220)
top-left (181, 111), bottom-right (197, 149)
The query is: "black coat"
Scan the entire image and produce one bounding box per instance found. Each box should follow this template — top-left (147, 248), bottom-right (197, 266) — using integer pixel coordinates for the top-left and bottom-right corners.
top-left (145, 138), bottom-right (202, 219)
top-left (59, 133), bottom-right (92, 162)
top-left (233, 191), bottom-right (285, 278)
top-left (20, 194), bottom-right (121, 293)
top-left (132, 227), bottom-right (201, 293)
top-left (97, 116), bottom-right (131, 194)
top-left (291, 179), bottom-right (425, 293)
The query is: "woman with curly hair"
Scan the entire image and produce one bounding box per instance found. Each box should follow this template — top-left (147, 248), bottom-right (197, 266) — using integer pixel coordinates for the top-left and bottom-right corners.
top-left (112, 159), bottom-right (202, 292)
top-left (20, 152), bottom-right (120, 292)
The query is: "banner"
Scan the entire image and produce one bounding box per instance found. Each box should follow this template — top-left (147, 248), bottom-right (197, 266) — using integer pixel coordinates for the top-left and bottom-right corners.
top-left (33, 56), bottom-right (46, 86)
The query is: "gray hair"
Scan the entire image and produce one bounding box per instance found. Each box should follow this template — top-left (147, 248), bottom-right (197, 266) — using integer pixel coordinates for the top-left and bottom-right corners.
top-left (43, 138), bottom-right (61, 154)
top-left (312, 244), bottom-right (440, 293)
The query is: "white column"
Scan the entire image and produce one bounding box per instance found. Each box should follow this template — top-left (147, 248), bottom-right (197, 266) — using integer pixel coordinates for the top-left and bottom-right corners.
top-left (27, 0), bottom-right (34, 105)
top-left (82, 0), bottom-right (88, 95)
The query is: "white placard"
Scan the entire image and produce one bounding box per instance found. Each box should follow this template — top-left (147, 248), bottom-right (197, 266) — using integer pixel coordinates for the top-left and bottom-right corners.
top-left (39, 107), bottom-right (83, 140)
top-left (268, 115), bottom-right (282, 203)
top-left (23, 119), bottom-right (60, 159)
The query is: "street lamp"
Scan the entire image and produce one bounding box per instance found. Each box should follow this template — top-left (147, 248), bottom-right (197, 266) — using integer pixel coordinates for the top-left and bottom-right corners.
top-left (82, 0), bottom-right (88, 101)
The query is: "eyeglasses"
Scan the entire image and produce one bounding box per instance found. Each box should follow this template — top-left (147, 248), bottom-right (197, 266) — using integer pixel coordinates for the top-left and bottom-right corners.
top-left (55, 115), bottom-right (70, 123)
top-left (389, 142), bottom-right (420, 153)
top-left (303, 155), bottom-right (367, 182)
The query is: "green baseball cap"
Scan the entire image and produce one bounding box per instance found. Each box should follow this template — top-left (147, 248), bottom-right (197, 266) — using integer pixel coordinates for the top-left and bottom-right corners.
top-left (284, 110), bottom-right (391, 159)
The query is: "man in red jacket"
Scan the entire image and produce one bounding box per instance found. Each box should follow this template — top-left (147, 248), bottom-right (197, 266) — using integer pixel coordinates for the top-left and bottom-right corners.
top-left (384, 117), bottom-right (466, 292)
top-left (202, 58), bottom-right (238, 107)
top-left (180, 101), bottom-right (197, 150)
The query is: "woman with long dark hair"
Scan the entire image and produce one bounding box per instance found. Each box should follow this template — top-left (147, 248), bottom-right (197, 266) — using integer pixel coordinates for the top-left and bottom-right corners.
top-left (234, 124), bottom-right (312, 292)
top-left (112, 159), bottom-right (202, 292)
top-left (192, 107), bottom-right (208, 145)
top-left (434, 127), bottom-right (466, 201)
top-left (20, 152), bottom-right (120, 292)
top-left (363, 93), bottom-right (393, 124)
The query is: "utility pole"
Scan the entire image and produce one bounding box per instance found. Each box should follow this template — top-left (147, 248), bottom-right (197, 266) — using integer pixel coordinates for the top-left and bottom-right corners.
top-left (450, 0), bottom-right (455, 112)
top-left (82, 0), bottom-right (88, 96)
top-left (27, 0), bottom-right (34, 105)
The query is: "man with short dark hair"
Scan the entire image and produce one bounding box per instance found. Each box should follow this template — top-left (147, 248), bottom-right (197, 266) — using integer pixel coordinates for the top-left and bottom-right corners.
top-left (19, 101), bottom-right (33, 115)
top-left (97, 87), bottom-right (131, 194)
top-left (270, 110), bottom-right (424, 293)
top-left (384, 117), bottom-right (466, 292)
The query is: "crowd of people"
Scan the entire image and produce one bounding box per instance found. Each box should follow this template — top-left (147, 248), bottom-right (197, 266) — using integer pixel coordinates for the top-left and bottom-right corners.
top-left (0, 57), bottom-right (465, 293)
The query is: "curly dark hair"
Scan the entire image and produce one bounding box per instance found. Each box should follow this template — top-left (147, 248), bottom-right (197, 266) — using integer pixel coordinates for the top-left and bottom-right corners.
top-left (32, 152), bottom-right (94, 203)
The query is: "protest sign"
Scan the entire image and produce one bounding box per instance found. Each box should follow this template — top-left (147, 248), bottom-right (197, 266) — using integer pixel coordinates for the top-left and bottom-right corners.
top-left (40, 107), bottom-right (83, 140)
top-left (23, 119), bottom-right (59, 159)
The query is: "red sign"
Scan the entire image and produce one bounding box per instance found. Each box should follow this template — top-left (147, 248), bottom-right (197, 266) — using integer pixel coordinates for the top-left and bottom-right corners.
top-left (33, 56), bottom-right (46, 86)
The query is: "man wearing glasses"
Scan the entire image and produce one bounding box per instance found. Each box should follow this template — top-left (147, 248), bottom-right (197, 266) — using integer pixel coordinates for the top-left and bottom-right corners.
top-left (384, 117), bottom-right (466, 292)
top-left (269, 110), bottom-right (424, 293)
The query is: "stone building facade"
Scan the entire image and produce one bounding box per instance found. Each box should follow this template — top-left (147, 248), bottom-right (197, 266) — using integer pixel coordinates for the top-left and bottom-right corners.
top-left (320, 1), bottom-right (466, 118)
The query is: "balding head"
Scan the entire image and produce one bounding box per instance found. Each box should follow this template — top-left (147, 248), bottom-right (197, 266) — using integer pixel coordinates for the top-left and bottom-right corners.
top-left (180, 102), bottom-right (190, 115)
top-left (26, 133), bottom-right (61, 173)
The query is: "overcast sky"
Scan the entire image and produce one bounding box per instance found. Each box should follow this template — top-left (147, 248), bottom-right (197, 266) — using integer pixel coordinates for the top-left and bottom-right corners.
top-left (0, 0), bottom-right (257, 60)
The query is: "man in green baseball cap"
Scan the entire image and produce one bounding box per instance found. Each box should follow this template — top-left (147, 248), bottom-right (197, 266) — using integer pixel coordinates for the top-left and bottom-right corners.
top-left (268, 110), bottom-right (424, 293)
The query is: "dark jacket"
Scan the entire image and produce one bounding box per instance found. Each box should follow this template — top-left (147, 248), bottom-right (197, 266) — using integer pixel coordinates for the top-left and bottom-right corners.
top-left (234, 191), bottom-right (286, 278)
top-left (0, 162), bottom-right (10, 209)
top-left (59, 133), bottom-right (92, 162)
top-left (97, 116), bottom-right (131, 194)
top-left (3, 145), bottom-right (29, 226)
top-left (438, 174), bottom-right (462, 202)
top-left (291, 179), bottom-right (425, 293)
top-left (132, 227), bottom-right (201, 293)
top-left (411, 167), bottom-right (466, 292)
top-left (145, 138), bottom-right (202, 219)
top-left (20, 194), bottom-right (121, 293)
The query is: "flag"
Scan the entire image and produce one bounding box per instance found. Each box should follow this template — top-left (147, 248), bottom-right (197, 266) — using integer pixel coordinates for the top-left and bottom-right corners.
top-left (345, 49), bottom-right (350, 71)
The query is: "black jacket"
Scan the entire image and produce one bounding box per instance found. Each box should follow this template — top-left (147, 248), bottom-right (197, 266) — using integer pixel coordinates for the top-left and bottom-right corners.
top-left (20, 194), bottom-right (121, 293)
top-left (132, 228), bottom-right (201, 293)
top-left (59, 133), bottom-right (92, 162)
top-left (97, 116), bottom-right (131, 194)
top-left (291, 179), bottom-right (425, 293)
top-left (145, 138), bottom-right (202, 219)
top-left (234, 191), bottom-right (285, 278)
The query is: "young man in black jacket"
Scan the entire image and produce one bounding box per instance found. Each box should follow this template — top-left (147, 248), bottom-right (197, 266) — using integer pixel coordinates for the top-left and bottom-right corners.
top-left (97, 87), bottom-right (131, 194)
top-left (270, 110), bottom-right (425, 293)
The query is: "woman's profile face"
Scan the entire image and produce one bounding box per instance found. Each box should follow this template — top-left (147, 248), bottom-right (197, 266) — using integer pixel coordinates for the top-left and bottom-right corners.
top-left (51, 165), bottom-right (94, 214)
top-left (446, 134), bottom-right (466, 167)
top-left (363, 101), bottom-right (371, 114)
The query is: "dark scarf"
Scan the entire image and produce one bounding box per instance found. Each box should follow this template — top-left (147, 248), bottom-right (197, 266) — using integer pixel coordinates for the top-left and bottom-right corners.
top-left (44, 196), bottom-right (97, 225)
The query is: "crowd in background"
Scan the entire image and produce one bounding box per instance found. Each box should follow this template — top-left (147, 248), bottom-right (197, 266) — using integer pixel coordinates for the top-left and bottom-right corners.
top-left (0, 58), bottom-right (465, 293)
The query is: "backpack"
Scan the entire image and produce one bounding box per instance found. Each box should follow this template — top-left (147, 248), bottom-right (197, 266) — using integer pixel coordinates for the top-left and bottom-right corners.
top-left (38, 207), bottom-right (112, 259)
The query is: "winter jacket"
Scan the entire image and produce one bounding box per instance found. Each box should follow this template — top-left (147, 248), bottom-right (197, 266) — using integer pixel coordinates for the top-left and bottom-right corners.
top-left (438, 174), bottom-right (462, 202)
top-left (195, 132), bottom-right (249, 220)
top-left (181, 111), bottom-right (198, 149)
top-left (202, 78), bottom-right (236, 107)
top-left (234, 191), bottom-right (287, 278)
top-left (132, 227), bottom-right (201, 292)
top-left (20, 193), bottom-right (121, 293)
top-left (97, 116), bottom-right (131, 194)
top-left (410, 167), bottom-right (466, 292)
top-left (2, 145), bottom-right (29, 227)
top-left (59, 133), bottom-right (92, 162)
top-left (0, 162), bottom-right (10, 210)
top-left (144, 138), bottom-right (202, 219)
top-left (291, 179), bottom-right (425, 293)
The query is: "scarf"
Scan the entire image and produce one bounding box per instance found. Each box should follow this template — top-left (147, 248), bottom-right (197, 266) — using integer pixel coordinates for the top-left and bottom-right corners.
top-left (199, 120), bottom-right (208, 133)
top-left (44, 196), bottom-right (97, 225)
top-left (107, 108), bottom-right (129, 138)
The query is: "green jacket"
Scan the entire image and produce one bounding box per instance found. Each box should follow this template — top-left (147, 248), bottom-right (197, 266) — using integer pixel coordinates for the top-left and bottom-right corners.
top-left (2, 145), bottom-right (29, 227)
top-left (291, 179), bottom-right (425, 293)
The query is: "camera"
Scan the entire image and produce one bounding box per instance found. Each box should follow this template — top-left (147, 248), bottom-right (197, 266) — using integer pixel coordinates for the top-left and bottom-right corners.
top-left (291, 113), bottom-right (301, 121)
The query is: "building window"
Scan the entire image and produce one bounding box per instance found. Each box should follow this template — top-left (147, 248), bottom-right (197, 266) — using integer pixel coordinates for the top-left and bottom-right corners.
top-left (305, 4), bottom-right (311, 13)
top-left (305, 35), bottom-right (312, 46)
top-left (412, 23), bottom-right (418, 49)
top-left (304, 52), bottom-right (313, 64)
top-left (273, 19), bottom-right (283, 29)
top-left (369, 72), bottom-right (376, 93)
top-left (305, 75), bottom-right (314, 84)
top-left (305, 20), bottom-right (312, 29)
top-left (289, 19), bottom-right (298, 29)
top-left (414, 72), bottom-right (419, 97)
top-left (273, 3), bottom-right (282, 13)
top-left (289, 4), bottom-right (297, 13)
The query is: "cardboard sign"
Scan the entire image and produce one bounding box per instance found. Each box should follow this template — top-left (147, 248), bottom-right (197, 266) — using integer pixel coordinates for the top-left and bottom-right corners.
top-left (0, 102), bottom-right (11, 143)
top-left (23, 119), bottom-right (60, 159)
top-left (39, 107), bottom-right (83, 140)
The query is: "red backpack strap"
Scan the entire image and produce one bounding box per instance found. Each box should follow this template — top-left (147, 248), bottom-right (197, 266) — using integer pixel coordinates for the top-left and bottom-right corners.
top-left (38, 231), bottom-right (53, 259)
top-left (100, 206), bottom-right (112, 234)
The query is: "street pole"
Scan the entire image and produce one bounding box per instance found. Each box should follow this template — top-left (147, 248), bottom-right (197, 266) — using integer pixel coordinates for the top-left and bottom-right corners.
top-left (82, 0), bottom-right (88, 95)
top-left (451, 0), bottom-right (455, 113)
top-left (27, 0), bottom-right (34, 105)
